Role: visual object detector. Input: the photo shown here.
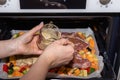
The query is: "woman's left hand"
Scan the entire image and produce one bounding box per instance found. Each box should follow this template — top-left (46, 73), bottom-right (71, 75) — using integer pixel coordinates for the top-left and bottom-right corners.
top-left (13, 22), bottom-right (44, 55)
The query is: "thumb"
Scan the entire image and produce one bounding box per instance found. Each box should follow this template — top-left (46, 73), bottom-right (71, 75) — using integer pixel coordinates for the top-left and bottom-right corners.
top-left (28, 22), bottom-right (44, 35)
top-left (18, 22), bottom-right (44, 43)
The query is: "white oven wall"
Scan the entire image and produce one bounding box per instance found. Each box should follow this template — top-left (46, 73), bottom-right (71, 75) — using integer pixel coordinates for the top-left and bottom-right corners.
top-left (0, 0), bottom-right (120, 13)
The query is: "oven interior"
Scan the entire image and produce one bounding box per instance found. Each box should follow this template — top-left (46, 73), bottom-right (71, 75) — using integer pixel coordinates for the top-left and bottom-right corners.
top-left (0, 16), bottom-right (116, 80)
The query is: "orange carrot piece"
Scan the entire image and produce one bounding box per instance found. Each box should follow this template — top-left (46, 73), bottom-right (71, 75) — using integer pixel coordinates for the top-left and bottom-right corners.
top-left (12, 71), bottom-right (23, 77)
top-left (89, 39), bottom-right (95, 48)
top-left (73, 69), bottom-right (81, 76)
top-left (19, 32), bottom-right (25, 36)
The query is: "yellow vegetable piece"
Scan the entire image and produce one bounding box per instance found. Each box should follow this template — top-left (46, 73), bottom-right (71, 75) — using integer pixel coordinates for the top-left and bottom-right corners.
top-left (79, 70), bottom-right (84, 77)
top-left (83, 70), bottom-right (88, 77)
top-left (79, 70), bottom-right (88, 77)
top-left (13, 66), bottom-right (20, 71)
top-left (12, 33), bottom-right (19, 38)
top-left (77, 32), bottom-right (86, 39)
top-left (79, 50), bottom-right (85, 55)
top-left (86, 36), bottom-right (92, 42)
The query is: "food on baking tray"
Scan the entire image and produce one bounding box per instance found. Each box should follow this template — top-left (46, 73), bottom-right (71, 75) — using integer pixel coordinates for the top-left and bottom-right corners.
top-left (48, 32), bottom-right (99, 77)
top-left (3, 55), bottom-right (38, 77)
top-left (2, 23), bottom-right (100, 78)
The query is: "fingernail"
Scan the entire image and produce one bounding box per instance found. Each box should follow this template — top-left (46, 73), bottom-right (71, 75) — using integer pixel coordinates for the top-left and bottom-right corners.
top-left (39, 22), bottom-right (44, 25)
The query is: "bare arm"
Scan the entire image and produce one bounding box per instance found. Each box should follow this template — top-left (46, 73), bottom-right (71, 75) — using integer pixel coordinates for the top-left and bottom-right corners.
top-left (20, 39), bottom-right (74, 80)
top-left (0, 22), bottom-right (43, 58)
top-left (20, 54), bottom-right (50, 80)
top-left (0, 40), bottom-right (17, 58)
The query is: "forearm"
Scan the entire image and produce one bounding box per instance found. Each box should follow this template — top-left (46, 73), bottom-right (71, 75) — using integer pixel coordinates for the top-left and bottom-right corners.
top-left (20, 54), bottom-right (50, 80)
top-left (0, 40), bottom-right (17, 58)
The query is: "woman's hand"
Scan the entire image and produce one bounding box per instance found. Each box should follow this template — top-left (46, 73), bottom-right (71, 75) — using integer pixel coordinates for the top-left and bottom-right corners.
top-left (13, 22), bottom-right (44, 55)
top-left (0, 22), bottom-right (44, 58)
top-left (41, 38), bottom-right (74, 68)
top-left (21, 38), bottom-right (74, 80)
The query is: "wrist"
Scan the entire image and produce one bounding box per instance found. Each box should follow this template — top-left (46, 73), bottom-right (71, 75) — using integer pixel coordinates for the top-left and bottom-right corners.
top-left (0, 39), bottom-right (19, 58)
top-left (8, 39), bottom-right (20, 55)
top-left (39, 53), bottom-right (53, 69)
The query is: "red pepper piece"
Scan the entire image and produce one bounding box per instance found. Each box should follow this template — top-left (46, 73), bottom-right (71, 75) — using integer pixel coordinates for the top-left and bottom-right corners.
top-left (85, 67), bottom-right (95, 74)
top-left (86, 68), bottom-right (91, 74)
top-left (3, 64), bottom-right (8, 73)
top-left (19, 67), bottom-right (26, 73)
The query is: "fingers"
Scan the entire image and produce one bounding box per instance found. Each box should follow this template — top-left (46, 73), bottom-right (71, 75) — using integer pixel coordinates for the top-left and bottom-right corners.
top-left (56, 38), bottom-right (74, 48)
top-left (28, 22), bottom-right (44, 36)
top-left (31, 35), bottom-right (43, 55)
top-left (34, 50), bottom-right (43, 55)
top-left (19, 22), bottom-right (43, 43)
top-left (55, 38), bottom-right (68, 45)
top-left (66, 41), bottom-right (74, 48)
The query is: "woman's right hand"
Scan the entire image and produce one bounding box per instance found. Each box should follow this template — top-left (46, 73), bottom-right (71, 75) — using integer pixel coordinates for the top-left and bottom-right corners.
top-left (41, 38), bottom-right (74, 68)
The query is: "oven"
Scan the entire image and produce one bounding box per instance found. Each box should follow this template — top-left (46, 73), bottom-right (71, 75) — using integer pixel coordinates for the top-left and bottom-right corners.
top-left (0, 0), bottom-right (120, 80)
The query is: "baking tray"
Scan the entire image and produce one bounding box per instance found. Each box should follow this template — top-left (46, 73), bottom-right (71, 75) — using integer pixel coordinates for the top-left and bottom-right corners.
top-left (0, 28), bottom-right (104, 79)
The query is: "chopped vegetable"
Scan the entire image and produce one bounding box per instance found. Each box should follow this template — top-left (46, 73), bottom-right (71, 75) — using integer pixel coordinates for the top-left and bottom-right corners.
top-left (91, 62), bottom-right (99, 70)
top-left (57, 66), bottom-right (66, 74)
top-left (79, 50), bottom-right (85, 55)
top-left (89, 39), bottom-right (95, 48)
top-left (8, 69), bottom-right (14, 74)
top-left (23, 70), bottom-right (28, 74)
top-left (13, 66), bottom-right (20, 71)
top-left (67, 68), bottom-right (75, 76)
top-left (3, 64), bottom-right (8, 73)
top-left (79, 70), bottom-right (88, 77)
top-left (19, 66), bottom-right (26, 73)
top-left (12, 71), bottom-right (23, 77)
top-left (82, 70), bottom-right (88, 77)
top-left (18, 32), bottom-right (25, 36)
top-left (12, 33), bottom-right (19, 38)
top-left (86, 53), bottom-right (94, 62)
top-left (81, 53), bottom-right (87, 59)
top-left (86, 36), bottom-right (92, 42)
top-left (73, 68), bottom-right (80, 76)
top-left (91, 48), bottom-right (96, 54)
top-left (77, 32), bottom-right (86, 39)
top-left (88, 67), bottom-right (95, 74)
